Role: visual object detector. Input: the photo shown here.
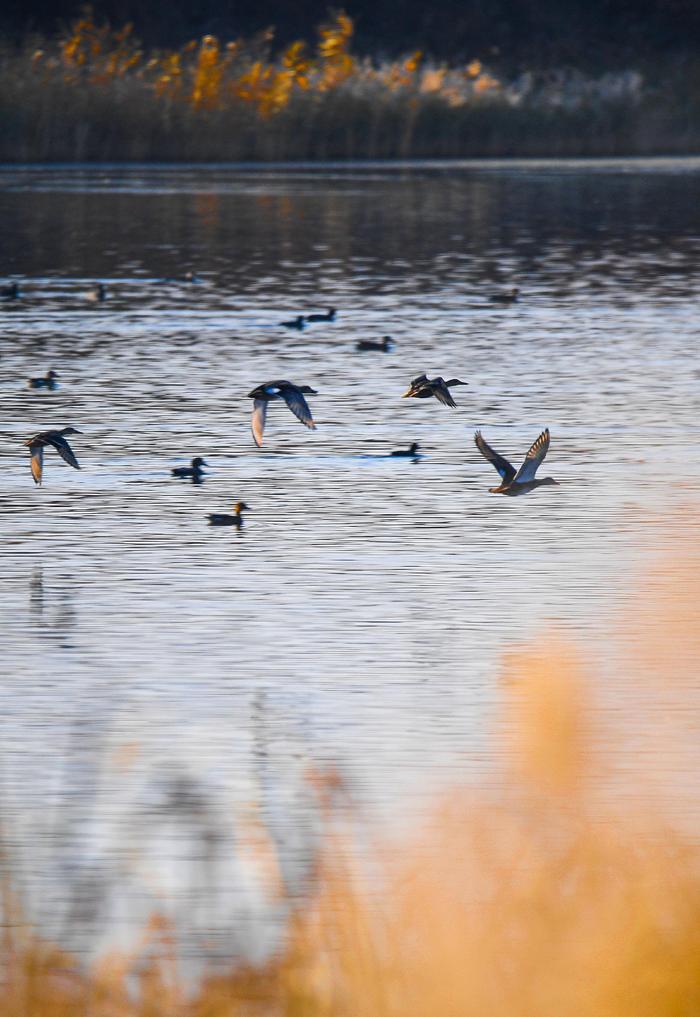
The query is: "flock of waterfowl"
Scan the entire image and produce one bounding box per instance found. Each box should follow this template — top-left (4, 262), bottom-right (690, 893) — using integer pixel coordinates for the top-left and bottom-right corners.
top-left (18, 285), bottom-right (557, 525)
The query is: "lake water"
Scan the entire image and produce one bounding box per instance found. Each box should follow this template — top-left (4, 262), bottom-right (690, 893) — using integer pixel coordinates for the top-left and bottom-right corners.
top-left (2, 158), bottom-right (700, 966)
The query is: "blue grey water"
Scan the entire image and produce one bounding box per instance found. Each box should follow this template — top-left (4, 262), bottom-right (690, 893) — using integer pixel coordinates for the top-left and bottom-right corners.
top-left (1, 159), bottom-right (700, 965)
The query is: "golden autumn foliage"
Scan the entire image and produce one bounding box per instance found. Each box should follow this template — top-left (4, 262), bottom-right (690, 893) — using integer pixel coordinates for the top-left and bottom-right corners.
top-left (38, 7), bottom-right (506, 117)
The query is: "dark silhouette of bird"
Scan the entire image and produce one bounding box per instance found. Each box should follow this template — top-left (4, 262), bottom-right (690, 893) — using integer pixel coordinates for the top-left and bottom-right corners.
top-left (307, 308), bottom-right (336, 322)
top-left (247, 380), bottom-right (317, 447)
top-left (280, 315), bottom-right (306, 330)
top-left (357, 336), bottom-right (393, 352)
top-left (28, 370), bottom-right (58, 391)
top-left (488, 287), bottom-right (519, 304)
top-left (402, 375), bottom-right (468, 407)
top-left (391, 442), bottom-right (421, 457)
top-left (474, 428), bottom-right (558, 495)
top-left (208, 501), bottom-right (250, 527)
top-left (2, 282), bottom-right (20, 300)
top-left (24, 427), bottom-right (82, 486)
top-left (172, 457), bottom-right (208, 481)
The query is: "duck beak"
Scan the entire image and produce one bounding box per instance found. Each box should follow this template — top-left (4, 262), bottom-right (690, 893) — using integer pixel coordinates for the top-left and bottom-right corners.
top-left (401, 389), bottom-right (412, 398)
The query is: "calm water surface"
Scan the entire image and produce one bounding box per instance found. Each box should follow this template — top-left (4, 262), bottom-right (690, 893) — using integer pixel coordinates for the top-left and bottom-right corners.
top-left (1, 159), bottom-right (700, 964)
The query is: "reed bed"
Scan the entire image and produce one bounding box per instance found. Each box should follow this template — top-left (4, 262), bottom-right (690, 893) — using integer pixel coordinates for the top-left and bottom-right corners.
top-left (1, 10), bottom-right (698, 161)
top-left (3, 530), bottom-right (700, 1015)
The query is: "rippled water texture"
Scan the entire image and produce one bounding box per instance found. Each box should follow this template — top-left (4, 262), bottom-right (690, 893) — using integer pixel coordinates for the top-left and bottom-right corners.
top-left (2, 159), bottom-right (700, 963)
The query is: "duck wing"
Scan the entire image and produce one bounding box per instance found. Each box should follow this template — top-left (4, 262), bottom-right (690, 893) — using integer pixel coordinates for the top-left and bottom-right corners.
top-left (474, 431), bottom-right (517, 483)
top-left (432, 379), bottom-right (457, 407)
top-left (280, 385), bottom-right (316, 430)
top-left (48, 434), bottom-right (80, 470)
top-left (251, 399), bottom-right (268, 448)
top-left (28, 442), bottom-right (43, 485)
top-left (513, 429), bottom-right (550, 484)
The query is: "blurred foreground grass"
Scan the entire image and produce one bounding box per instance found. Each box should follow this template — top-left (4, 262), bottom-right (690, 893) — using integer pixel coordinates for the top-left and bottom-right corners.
top-left (1, 9), bottom-right (699, 160)
top-left (3, 531), bottom-right (700, 1015)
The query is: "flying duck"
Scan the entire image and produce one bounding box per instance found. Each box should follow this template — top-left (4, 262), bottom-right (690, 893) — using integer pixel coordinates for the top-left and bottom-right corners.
top-left (24, 427), bottom-right (82, 486)
top-left (208, 501), bottom-right (250, 527)
top-left (488, 287), bottom-right (519, 304)
top-left (391, 442), bottom-right (421, 457)
top-left (307, 308), bottom-right (336, 322)
top-left (247, 380), bottom-right (317, 447)
top-left (357, 336), bottom-right (393, 352)
top-left (28, 370), bottom-right (58, 390)
top-left (474, 428), bottom-right (558, 495)
top-left (402, 375), bottom-right (468, 407)
top-left (172, 457), bottom-right (208, 481)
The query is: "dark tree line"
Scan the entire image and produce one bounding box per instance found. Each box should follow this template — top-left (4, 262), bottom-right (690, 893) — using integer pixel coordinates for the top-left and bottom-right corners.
top-left (2, 0), bottom-right (700, 68)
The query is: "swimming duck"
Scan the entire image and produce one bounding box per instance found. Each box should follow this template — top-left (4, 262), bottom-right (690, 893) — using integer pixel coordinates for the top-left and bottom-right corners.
top-left (247, 380), bottom-right (317, 448)
top-left (85, 283), bottom-right (107, 302)
top-left (402, 375), bottom-right (468, 407)
top-left (357, 336), bottom-right (393, 352)
top-left (24, 427), bottom-right (82, 486)
top-left (2, 282), bottom-right (20, 300)
top-left (391, 442), bottom-right (421, 457)
top-left (208, 501), bottom-right (250, 527)
top-left (28, 370), bottom-right (58, 390)
top-left (488, 287), bottom-right (519, 304)
top-left (307, 308), bottom-right (336, 322)
top-left (280, 315), bottom-right (306, 330)
top-left (172, 456), bottom-right (208, 481)
top-left (163, 271), bottom-right (201, 283)
top-left (474, 428), bottom-right (558, 495)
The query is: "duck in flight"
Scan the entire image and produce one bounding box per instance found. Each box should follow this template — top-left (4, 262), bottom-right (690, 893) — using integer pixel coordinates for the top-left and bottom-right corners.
top-left (247, 380), bottom-right (317, 447)
top-left (488, 287), bottom-right (519, 304)
top-left (307, 307), bottom-right (336, 322)
top-left (28, 370), bottom-right (58, 390)
top-left (474, 428), bottom-right (558, 495)
top-left (24, 427), bottom-right (82, 486)
top-left (208, 501), bottom-right (250, 527)
top-left (391, 442), bottom-right (421, 458)
top-left (402, 375), bottom-right (468, 407)
top-left (172, 456), bottom-right (208, 482)
top-left (357, 336), bottom-right (393, 352)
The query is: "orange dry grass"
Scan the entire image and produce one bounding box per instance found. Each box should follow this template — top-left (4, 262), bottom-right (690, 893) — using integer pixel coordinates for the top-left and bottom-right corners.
top-left (4, 539), bottom-right (700, 1015)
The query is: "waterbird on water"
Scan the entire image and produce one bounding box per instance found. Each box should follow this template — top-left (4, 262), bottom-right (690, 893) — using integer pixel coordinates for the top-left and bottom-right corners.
top-left (247, 380), bottom-right (317, 448)
top-left (488, 287), bottom-right (519, 304)
top-left (85, 283), bottom-right (107, 302)
top-left (28, 370), bottom-right (58, 390)
top-left (208, 502), bottom-right (250, 527)
top-left (163, 271), bottom-right (200, 283)
top-left (24, 427), bottom-right (82, 486)
top-left (280, 315), bottom-right (306, 330)
top-left (172, 457), bottom-right (208, 481)
top-left (391, 442), bottom-right (421, 458)
top-left (2, 282), bottom-right (20, 300)
top-left (474, 428), bottom-right (558, 495)
top-left (307, 307), bottom-right (336, 322)
top-left (402, 375), bottom-right (468, 407)
top-left (357, 336), bottom-right (393, 352)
